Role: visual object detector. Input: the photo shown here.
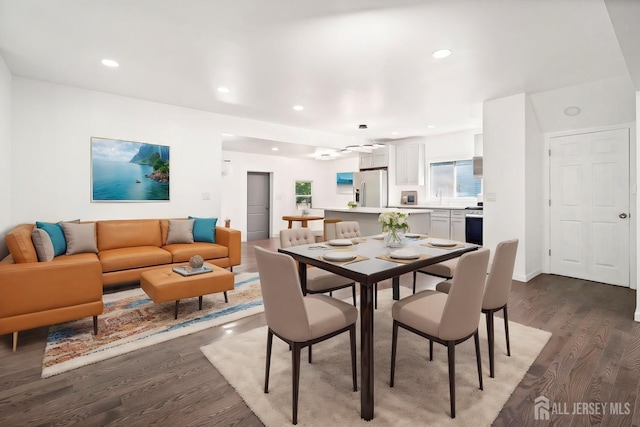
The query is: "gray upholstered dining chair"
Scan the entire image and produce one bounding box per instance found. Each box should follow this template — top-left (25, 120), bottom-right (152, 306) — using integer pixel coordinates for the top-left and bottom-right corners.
top-left (435, 239), bottom-right (519, 378)
top-left (255, 246), bottom-right (358, 425)
top-left (334, 221), bottom-right (361, 239)
top-left (412, 258), bottom-right (457, 293)
top-left (279, 228), bottom-right (356, 305)
top-left (390, 248), bottom-right (490, 419)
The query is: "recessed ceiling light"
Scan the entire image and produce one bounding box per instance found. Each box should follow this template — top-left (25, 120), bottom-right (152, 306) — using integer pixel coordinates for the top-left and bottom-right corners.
top-left (272, 147), bottom-right (279, 151)
top-left (391, 132), bottom-right (398, 135)
top-left (432, 49), bottom-right (452, 59)
top-left (564, 106), bottom-right (581, 116)
top-left (101, 59), bottom-right (119, 67)
top-left (217, 86), bottom-right (230, 93)
top-left (427, 125), bottom-right (435, 129)
top-left (293, 105), bottom-right (304, 111)
top-left (221, 133), bottom-right (234, 136)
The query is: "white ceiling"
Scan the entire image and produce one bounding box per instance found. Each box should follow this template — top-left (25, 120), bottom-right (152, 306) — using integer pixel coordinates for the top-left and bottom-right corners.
top-left (1, 0), bottom-right (638, 158)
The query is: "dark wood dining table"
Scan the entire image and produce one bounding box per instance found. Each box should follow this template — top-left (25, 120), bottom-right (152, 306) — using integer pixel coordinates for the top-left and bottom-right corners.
top-left (278, 236), bottom-right (478, 421)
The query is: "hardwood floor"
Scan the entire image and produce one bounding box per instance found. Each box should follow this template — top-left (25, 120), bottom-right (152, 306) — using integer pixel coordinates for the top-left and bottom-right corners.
top-left (1, 238), bottom-right (638, 426)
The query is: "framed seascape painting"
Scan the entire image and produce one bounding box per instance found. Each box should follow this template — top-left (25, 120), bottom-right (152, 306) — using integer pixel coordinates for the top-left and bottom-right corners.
top-left (91, 137), bottom-right (170, 202)
top-left (336, 172), bottom-right (353, 194)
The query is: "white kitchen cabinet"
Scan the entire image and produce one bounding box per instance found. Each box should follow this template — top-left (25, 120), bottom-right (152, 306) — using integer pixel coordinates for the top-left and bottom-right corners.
top-left (429, 209), bottom-right (450, 239)
top-left (359, 146), bottom-right (389, 170)
top-left (450, 210), bottom-right (466, 242)
top-left (395, 144), bottom-right (425, 185)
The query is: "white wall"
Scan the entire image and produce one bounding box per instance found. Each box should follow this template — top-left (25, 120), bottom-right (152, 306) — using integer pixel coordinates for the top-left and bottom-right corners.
top-left (483, 94), bottom-right (528, 281)
top-left (636, 91), bottom-right (640, 321)
top-left (8, 78), bottom-right (354, 241)
top-left (12, 78), bottom-right (222, 223)
top-left (0, 55), bottom-right (12, 258)
top-left (221, 151), bottom-right (358, 239)
top-left (524, 95), bottom-right (545, 278)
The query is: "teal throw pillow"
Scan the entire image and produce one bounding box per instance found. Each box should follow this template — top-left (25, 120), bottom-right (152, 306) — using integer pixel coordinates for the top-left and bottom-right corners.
top-left (189, 216), bottom-right (217, 243)
top-left (36, 221), bottom-right (67, 257)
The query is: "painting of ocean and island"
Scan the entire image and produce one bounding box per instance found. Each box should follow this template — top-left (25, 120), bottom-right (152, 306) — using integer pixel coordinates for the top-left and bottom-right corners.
top-left (91, 137), bottom-right (170, 202)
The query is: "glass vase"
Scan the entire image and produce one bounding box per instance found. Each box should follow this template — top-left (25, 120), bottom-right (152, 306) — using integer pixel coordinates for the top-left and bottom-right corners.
top-left (385, 228), bottom-right (405, 248)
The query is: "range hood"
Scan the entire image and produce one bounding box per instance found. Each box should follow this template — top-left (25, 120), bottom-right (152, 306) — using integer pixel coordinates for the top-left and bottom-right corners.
top-left (473, 156), bottom-right (483, 177)
top-left (473, 134), bottom-right (483, 177)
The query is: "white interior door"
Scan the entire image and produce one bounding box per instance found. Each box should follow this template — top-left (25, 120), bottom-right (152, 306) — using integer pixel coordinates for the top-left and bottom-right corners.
top-left (549, 128), bottom-right (630, 287)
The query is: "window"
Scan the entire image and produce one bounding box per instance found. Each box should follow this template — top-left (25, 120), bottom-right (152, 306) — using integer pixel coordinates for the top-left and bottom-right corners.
top-left (430, 160), bottom-right (481, 198)
top-left (295, 180), bottom-right (312, 209)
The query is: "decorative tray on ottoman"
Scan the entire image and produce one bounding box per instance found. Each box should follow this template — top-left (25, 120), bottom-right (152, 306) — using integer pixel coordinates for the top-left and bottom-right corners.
top-left (172, 265), bottom-right (214, 277)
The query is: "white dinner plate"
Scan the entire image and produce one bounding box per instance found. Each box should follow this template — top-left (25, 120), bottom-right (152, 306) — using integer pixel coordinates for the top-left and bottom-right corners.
top-left (323, 250), bottom-right (357, 262)
top-left (390, 249), bottom-right (420, 260)
top-left (404, 233), bottom-right (422, 238)
top-left (429, 238), bottom-right (458, 247)
top-left (328, 239), bottom-right (353, 246)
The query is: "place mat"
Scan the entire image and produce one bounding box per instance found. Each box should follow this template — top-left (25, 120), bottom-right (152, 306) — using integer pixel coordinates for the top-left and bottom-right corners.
top-left (376, 253), bottom-right (432, 264)
top-left (421, 242), bottom-right (466, 250)
top-left (317, 254), bottom-right (369, 266)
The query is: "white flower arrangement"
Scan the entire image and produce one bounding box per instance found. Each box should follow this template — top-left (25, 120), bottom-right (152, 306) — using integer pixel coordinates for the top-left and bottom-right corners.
top-left (378, 211), bottom-right (408, 232)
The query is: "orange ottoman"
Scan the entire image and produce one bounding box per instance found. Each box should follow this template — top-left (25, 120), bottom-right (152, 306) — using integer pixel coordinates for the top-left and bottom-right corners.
top-left (140, 265), bottom-right (234, 319)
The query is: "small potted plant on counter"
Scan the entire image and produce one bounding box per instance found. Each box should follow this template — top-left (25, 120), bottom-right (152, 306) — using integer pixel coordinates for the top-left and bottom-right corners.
top-left (224, 217), bottom-right (231, 228)
top-left (347, 201), bottom-right (357, 208)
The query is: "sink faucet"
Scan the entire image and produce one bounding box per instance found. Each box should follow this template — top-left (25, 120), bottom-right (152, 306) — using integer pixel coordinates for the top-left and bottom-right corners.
top-left (436, 188), bottom-right (443, 204)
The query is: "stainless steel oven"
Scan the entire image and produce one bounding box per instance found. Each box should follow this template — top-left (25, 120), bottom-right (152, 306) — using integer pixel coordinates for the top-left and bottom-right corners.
top-left (465, 206), bottom-right (483, 245)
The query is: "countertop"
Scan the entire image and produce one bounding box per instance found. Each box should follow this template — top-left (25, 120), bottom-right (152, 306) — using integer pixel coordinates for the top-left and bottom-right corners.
top-left (322, 207), bottom-right (432, 214)
top-left (388, 205), bottom-right (469, 210)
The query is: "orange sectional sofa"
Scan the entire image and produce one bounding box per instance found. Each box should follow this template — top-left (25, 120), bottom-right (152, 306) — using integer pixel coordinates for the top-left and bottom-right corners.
top-left (0, 218), bottom-right (241, 351)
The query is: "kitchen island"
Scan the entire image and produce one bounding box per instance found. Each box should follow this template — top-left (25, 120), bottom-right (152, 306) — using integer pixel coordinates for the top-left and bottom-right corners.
top-left (323, 207), bottom-right (432, 236)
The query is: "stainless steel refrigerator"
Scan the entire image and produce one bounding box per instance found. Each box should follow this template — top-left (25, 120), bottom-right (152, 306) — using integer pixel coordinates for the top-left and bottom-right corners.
top-left (353, 170), bottom-right (388, 208)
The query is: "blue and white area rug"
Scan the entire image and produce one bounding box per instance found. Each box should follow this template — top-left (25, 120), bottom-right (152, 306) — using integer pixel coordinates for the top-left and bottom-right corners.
top-left (41, 272), bottom-right (262, 378)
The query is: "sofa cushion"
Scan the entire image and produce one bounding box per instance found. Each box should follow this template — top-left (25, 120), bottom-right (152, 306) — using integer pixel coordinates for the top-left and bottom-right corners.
top-left (31, 228), bottom-right (55, 262)
top-left (189, 216), bottom-right (217, 243)
top-left (162, 242), bottom-right (229, 263)
top-left (97, 220), bottom-right (162, 251)
top-left (166, 219), bottom-right (194, 244)
top-left (61, 222), bottom-right (98, 255)
top-left (98, 246), bottom-right (173, 273)
top-left (36, 221), bottom-right (67, 257)
top-left (6, 224), bottom-right (38, 264)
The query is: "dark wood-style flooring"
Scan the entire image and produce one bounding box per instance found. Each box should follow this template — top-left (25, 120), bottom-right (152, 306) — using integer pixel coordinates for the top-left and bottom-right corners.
top-left (1, 238), bottom-right (639, 426)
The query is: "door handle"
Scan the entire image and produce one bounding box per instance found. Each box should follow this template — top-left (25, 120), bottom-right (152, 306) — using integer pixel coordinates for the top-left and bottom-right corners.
top-left (619, 213), bottom-right (628, 219)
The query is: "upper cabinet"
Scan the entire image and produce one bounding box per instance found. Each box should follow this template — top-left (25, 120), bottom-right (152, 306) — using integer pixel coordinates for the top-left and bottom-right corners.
top-left (395, 143), bottom-right (425, 185)
top-left (359, 146), bottom-right (389, 170)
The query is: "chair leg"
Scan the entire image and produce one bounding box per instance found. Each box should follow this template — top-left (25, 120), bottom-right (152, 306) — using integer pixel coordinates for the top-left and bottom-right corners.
top-left (390, 320), bottom-right (398, 387)
top-left (447, 341), bottom-right (456, 419)
top-left (93, 316), bottom-right (98, 335)
top-left (352, 285), bottom-right (356, 307)
top-left (412, 271), bottom-right (417, 294)
top-left (308, 345), bottom-right (312, 363)
top-left (429, 340), bottom-right (433, 361)
top-left (264, 330), bottom-right (273, 393)
top-left (292, 342), bottom-right (302, 425)
top-left (486, 310), bottom-right (495, 378)
top-left (474, 330), bottom-right (483, 390)
top-left (504, 305), bottom-right (511, 357)
top-left (12, 332), bottom-right (18, 352)
top-left (350, 326), bottom-right (357, 392)
top-left (224, 291), bottom-right (229, 303)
